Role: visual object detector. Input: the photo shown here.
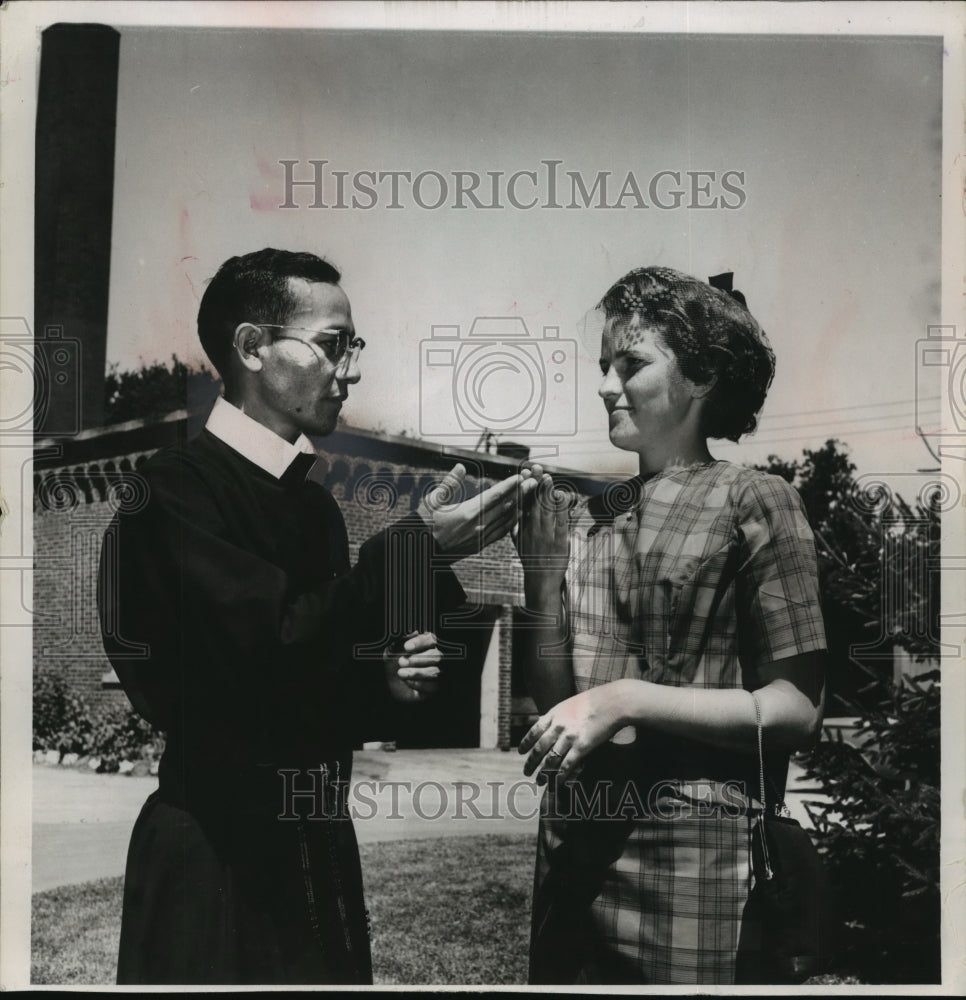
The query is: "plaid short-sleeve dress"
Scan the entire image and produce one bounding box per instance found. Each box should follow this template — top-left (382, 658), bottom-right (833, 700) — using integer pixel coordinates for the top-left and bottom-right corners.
top-left (529, 461), bottom-right (827, 985)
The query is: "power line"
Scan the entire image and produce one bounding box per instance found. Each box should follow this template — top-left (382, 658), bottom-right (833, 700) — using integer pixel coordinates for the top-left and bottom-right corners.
top-left (715, 423), bottom-right (928, 448)
top-left (733, 419), bottom-right (923, 440)
top-left (559, 416), bottom-right (934, 450)
top-left (761, 396), bottom-right (941, 420)
top-left (556, 415), bottom-right (939, 443)
top-left (487, 398), bottom-right (947, 453)
top-left (558, 421), bottom-right (929, 454)
top-left (534, 400), bottom-right (942, 441)
top-left (756, 409), bottom-right (933, 434)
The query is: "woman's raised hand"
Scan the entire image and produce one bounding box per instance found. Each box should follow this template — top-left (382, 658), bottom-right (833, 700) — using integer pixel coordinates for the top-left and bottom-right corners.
top-left (514, 464), bottom-right (571, 582)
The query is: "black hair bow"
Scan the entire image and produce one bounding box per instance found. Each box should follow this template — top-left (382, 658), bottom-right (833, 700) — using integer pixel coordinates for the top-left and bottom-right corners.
top-left (708, 272), bottom-right (748, 308)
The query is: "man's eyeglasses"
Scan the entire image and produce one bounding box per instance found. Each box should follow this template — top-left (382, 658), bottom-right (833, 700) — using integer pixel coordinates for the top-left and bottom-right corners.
top-left (255, 324), bottom-right (366, 367)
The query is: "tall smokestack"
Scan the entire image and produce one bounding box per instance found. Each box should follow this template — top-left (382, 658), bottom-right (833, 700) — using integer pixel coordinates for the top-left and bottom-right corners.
top-left (35, 23), bottom-right (120, 435)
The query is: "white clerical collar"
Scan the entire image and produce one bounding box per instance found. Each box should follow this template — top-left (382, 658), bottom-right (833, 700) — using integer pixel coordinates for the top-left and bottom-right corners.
top-left (205, 397), bottom-right (317, 480)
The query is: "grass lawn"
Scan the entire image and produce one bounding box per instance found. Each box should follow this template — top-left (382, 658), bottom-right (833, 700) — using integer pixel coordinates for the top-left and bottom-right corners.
top-left (31, 834), bottom-right (535, 986)
top-left (32, 832), bottom-right (863, 986)
top-left (32, 876), bottom-right (127, 987)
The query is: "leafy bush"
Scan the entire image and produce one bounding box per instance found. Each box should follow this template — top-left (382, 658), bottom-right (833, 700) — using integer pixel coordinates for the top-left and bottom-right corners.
top-left (755, 440), bottom-right (941, 709)
top-left (104, 355), bottom-right (220, 426)
top-left (87, 705), bottom-right (165, 771)
top-left (33, 671), bottom-right (95, 755)
top-left (33, 670), bottom-right (164, 771)
top-left (801, 669), bottom-right (940, 983)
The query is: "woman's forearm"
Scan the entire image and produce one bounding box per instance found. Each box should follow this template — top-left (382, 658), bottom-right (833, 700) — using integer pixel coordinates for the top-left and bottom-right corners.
top-left (521, 574), bottom-right (574, 713)
top-left (612, 663), bottom-right (824, 754)
top-left (519, 653), bottom-right (826, 783)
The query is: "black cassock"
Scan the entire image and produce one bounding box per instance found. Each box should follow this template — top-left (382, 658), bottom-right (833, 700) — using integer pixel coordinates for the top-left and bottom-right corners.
top-left (97, 429), bottom-right (465, 985)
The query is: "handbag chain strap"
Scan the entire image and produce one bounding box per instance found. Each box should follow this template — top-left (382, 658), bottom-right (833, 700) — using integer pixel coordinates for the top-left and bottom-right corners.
top-left (751, 690), bottom-right (775, 880)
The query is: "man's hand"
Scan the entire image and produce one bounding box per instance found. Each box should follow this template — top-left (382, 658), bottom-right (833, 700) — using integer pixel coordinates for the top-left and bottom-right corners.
top-left (385, 631), bottom-right (442, 703)
top-left (417, 463), bottom-right (537, 559)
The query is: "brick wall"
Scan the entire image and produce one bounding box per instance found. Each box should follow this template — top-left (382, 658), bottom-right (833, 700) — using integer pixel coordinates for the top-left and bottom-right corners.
top-left (34, 453), bottom-right (154, 705)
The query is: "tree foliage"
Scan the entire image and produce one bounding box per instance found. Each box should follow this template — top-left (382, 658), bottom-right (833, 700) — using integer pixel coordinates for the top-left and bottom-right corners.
top-left (801, 671), bottom-right (940, 983)
top-left (754, 440), bottom-right (941, 983)
top-left (754, 439), bottom-right (940, 703)
top-left (34, 669), bottom-right (165, 771)
top-left (103, 355), bottom-right (220, 425)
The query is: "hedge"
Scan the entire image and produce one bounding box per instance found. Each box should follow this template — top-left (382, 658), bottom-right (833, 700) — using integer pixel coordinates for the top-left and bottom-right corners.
top-left (802, 669), bottom-right (940, 983)
top-left (33, 670), bottom-right (164, 772)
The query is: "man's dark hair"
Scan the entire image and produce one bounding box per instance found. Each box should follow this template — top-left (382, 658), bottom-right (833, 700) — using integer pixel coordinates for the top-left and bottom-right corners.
top-left (197, 248), bottom-right (341, 376)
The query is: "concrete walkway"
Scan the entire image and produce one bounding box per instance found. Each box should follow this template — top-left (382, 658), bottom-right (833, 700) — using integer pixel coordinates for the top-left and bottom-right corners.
top-left (32, 749), bottom-right (824, 893)
top-left (32, 749), bottom-right (538, 893)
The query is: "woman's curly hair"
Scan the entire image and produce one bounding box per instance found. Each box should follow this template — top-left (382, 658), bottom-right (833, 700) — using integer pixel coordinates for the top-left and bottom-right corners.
top-left (599, 266), bottom-right (776, 442)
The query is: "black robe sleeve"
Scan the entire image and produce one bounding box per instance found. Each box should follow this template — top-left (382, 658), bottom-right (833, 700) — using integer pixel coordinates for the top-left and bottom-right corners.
top-left (98, 441), bottom-right (466, 765)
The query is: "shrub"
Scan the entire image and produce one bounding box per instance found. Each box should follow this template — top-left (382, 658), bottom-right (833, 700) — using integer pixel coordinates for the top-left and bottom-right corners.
top-left (103, 355), bottom-right (220, 425)
top-left (87, 703), bottom-right (165, 771)
top-left (33, 670), bottom-right (95, 755)
top-left (801, 669), bottom-right (940, 983)
top-left (753, 441), bottom-right (942, 982)
top-left (33, 670), bottom-right (164, 771)
top-left (755, 440), bottom-right (941, 709)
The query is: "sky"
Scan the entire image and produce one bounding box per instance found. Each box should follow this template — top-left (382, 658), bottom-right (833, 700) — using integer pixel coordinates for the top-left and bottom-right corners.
top-left (106, 27), bottom-right (943, 478)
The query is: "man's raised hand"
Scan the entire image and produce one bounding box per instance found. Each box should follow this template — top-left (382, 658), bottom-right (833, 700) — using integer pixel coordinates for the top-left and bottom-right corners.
top-left (417, 463), bottom-right (537, 559)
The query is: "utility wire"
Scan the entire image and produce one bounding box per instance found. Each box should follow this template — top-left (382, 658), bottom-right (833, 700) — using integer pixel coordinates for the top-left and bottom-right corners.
top-left (760, 396), bottom-right (941, 420)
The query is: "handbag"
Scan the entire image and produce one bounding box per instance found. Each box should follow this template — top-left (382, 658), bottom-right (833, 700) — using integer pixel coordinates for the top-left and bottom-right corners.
top-left (748, 691), bottom-right (835, 984)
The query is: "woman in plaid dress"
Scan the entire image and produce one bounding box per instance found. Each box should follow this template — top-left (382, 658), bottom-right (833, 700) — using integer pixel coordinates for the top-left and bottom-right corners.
top-left (516, 267), bottom-right (827, 985)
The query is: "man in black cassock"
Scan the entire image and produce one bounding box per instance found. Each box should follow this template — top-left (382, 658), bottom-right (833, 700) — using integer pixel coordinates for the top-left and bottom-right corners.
top-left (97, 248), bottom-right (532, 985)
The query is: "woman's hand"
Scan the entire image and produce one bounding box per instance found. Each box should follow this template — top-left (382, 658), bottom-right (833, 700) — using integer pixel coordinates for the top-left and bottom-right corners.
top-left (518, 679), bottom-right (632, 783)
top-left (385, 631), bottom-right (442, 703)
top-left (514, 465), bottom-right (571, 584)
